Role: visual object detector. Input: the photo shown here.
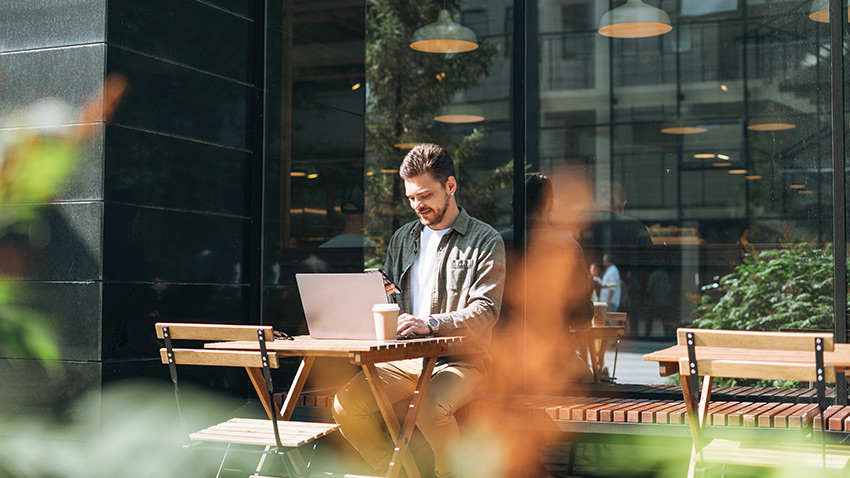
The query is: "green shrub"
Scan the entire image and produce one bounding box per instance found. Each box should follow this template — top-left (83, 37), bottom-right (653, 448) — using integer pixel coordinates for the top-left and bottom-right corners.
top-left (691, 241), bottom-right (841, 332)
top-left (679, 240), bottom-right (844, 388)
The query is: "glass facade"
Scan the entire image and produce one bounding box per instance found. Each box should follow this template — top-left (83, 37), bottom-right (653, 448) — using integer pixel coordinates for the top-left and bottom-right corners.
top-left (1, 0), bottom-right (849, 424)
top-left (263, 0), bottom-right (848, 386)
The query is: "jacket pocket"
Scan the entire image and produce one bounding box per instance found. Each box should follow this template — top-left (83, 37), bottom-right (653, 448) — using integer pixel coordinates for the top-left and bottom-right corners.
top-left (449, 259), bottom-right (471, 290)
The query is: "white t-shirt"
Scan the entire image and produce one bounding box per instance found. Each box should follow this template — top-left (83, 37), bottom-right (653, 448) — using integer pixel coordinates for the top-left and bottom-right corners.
top-left (600, 263), bottom-right (622, 312)
top-left (410, 226), bottom-right (450, 319)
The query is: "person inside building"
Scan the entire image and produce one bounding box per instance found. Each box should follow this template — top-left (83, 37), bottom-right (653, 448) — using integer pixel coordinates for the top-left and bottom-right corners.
top-left (332, 143), bottom-right (506, 478)
top-left (599, 253), bottom-right (622, 312)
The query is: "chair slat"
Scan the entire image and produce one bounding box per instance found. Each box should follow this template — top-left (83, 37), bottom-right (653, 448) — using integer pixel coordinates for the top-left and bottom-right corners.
top-left (677, 328), bottom-right (834, 351)
top-left (155, 322), bottom-right (274, 342)
top-left (160, 348), bottom-right (280, 368)
top-left (681, 359), bottom-right (836, 383)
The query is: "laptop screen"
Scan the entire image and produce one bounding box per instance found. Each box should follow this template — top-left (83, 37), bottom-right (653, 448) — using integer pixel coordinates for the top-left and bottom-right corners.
top-left (295, 273), bottom-right (390, 339)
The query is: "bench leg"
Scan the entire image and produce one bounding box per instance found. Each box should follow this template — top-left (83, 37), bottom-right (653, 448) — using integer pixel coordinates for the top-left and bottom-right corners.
top-left (567, 442), bottom-right (577, 475)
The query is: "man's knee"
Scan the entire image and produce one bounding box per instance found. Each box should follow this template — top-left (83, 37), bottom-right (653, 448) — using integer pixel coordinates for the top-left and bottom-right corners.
top-left (333, 374), bottom-right (372, 419)
top-left (418, 396), bottom-right (455, 428)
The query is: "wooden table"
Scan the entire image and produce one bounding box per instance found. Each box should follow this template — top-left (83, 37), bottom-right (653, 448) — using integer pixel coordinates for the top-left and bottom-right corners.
top-left (206, 335), bottom-right (462, 478)
top-left (579, 325), bottom-right (625, 382)
top-left (644, 343), bottom-right (850, 377)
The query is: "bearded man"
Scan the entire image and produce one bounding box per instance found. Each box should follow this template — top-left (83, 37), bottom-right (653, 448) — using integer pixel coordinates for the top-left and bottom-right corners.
top-left (332, 143), bottom-right (506, 478)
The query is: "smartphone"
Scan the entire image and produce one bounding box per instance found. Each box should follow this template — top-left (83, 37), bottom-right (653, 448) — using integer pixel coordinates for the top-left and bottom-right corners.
top-left (365, 268), bottom-right (402, 294)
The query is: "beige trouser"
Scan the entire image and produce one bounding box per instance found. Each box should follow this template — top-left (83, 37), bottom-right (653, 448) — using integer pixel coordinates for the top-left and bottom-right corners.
top-left (332, 358), bottom-right (487, 478)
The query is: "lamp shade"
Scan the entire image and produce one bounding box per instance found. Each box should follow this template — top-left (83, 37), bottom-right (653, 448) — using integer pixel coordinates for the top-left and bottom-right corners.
top-left (660, 116), bottom-right (707, 134)
top-left (747, 120), bottom-right (795, 132)
top-left (747, 102), bottom-right (796, 131)
top-left (434, 104), bottom-right (484, 123)
top-left (410, 10), bottom-right (479, 54)
top-left (809, 0), bottom-right (850, 22)
top-left (598, 0), bottom-right (672, 38)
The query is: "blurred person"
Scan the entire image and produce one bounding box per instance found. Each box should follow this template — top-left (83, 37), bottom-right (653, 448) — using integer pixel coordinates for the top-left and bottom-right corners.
top-left (581, 180), bottom-right (651, 250)
top-left (320, 183), bottom-right (378, 249)
top-left (581, 180), bottom-right (651, 330)
top-left (332, 143), bottom-right (505, 478)
top-left (476, 170), bottom-right (594, 477)
top-left (497, 172), bottom-right (594, 392)
top-left (599, 253), bottom-right (622, 312)
top-left (589, 262), bottom-right (603, 301)
top-left (646, 268), bottom-right (675, 335)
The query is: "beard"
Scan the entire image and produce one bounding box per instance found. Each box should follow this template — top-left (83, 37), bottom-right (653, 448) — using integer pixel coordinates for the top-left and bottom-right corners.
top-left (416, 194), bottom-right (450, 227)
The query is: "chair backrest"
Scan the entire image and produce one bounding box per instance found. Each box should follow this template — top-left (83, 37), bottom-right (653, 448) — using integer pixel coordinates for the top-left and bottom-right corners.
top-left (677, 328), bottom-right (835, 383)
top-left (606, 312), bottom-right (627, 326)
top-left (155, 322), bottom-right (279, 369)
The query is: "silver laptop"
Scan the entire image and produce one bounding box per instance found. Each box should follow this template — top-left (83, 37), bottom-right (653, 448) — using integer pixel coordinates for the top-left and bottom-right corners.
top-left (295, 273), bottom-right (389, 339)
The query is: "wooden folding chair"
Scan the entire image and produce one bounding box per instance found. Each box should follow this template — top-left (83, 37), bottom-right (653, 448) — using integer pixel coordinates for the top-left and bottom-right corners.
top-left (677, 328), bottom-right (849, 477)
top-left (156, 322), bottom-right (339, 478)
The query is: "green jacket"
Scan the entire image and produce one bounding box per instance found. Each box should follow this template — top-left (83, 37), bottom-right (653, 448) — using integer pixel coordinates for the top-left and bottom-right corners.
top-left (384, 208), bottom-right (506, 369)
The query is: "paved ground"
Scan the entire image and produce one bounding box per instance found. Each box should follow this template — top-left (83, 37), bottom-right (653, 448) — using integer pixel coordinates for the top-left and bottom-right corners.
top-left (603, 338), bottom-right (676, 385)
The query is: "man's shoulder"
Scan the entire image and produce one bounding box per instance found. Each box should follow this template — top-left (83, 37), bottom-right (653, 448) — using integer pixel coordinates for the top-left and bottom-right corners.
top-left (462, 214), bottom-right (503, 241)
top-left (389, 219), bottom-right (421, 243)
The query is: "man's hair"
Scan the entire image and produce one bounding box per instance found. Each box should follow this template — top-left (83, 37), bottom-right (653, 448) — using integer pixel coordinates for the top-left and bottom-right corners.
top-left (400, 143), bottom-right (456, 184)
top-left (525, 172), bottom-right (553, 214)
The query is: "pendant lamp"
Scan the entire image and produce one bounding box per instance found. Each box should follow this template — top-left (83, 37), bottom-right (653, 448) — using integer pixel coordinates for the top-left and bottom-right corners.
top-left (433, 104), bottom-right (484, 123)
top-left (660, 116), bottom-right (707, 135)
top-left (809, 0), bottom-right (849, 22)
top-left (747, 102), bottom-right (796, 132)
top-left (410, 10), bottom-right (479, 53)
top-left (598, 0), bottom-right (672, 38)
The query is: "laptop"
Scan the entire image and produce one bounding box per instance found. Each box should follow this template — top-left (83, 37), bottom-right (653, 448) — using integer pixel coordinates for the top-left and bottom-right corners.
top-left (296, 273), bottom-right (390, 339)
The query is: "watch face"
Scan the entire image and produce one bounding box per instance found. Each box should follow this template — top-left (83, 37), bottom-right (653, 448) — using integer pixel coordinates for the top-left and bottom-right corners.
top-left (428, 317), bottom-right (439, 329)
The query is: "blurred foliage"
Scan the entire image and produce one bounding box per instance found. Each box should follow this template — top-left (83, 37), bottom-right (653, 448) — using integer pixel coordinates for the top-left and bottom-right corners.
top-left (0, 75), bottom-right (125, 365)
top-left (364, 1), bottom-right (511, 262)
top-left (0, 381), bottom-right (279, 478)
top-left (0, 98), bottom-right (84, 364)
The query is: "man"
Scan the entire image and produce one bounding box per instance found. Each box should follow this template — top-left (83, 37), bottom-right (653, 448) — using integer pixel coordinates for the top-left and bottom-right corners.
top-left (599, 253), bottom-right (622, 312)
top-left (332, 143), bottom-right (506, 478)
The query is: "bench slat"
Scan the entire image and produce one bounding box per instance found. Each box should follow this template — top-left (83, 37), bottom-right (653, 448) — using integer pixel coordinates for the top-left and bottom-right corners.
top-left (710, 401), bottom-right (750, 426)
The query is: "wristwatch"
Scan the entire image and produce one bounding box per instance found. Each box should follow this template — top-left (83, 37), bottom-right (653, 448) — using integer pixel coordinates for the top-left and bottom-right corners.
top-left (427, 316), bottom-right (439, 334)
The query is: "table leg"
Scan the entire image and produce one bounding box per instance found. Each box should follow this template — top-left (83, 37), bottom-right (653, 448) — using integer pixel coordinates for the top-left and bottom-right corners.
top-left (385, 356), bottom-right (437, 478)
top-left (595, 339), bottom-right (608, 381)
top-left (362, 360), bottom-right (432, 478)
top-left (245, 367), bottom-right (278, 420)
top-left (280, 357), bottom-right (315, 420)
top-left (245, 356), bottom-right (314, 421)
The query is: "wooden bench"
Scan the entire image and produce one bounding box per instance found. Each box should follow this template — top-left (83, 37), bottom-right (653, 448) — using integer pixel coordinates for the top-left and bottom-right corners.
top-left (675, 328), bottom-right (850, 477)
top-left (156, 322), bottom-right (339, 478)
top-left (285, 382), bottom-right (847, 433)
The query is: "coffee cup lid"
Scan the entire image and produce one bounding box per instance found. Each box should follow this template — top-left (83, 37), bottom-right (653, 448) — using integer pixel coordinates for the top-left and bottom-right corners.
top-left (373, 303), bottom-right (400, 311)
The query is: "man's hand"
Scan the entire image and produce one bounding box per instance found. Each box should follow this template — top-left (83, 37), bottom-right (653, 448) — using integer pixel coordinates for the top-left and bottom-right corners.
top-left (397, 313), bottom-right (431, 337)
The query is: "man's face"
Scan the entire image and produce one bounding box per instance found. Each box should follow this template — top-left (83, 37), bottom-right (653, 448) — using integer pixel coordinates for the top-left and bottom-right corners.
top-left (404, 173), bottom-right (455, 229)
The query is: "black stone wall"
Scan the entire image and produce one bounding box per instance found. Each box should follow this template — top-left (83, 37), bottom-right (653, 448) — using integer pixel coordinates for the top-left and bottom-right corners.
top-left (0, 0), bottom-right (366, 417)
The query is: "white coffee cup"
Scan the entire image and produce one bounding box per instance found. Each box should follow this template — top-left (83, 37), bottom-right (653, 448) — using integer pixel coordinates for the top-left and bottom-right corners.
top-left (373, 303), bottom-right (400, 342)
